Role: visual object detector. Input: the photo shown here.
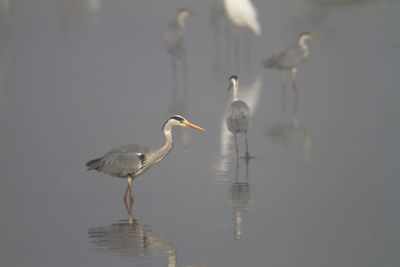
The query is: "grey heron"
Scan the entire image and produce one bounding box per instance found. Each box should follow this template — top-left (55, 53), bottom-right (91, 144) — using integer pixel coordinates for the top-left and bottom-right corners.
top-left (164, 8), bottom-right (195, 94)
top-left (86, 115), bottom-right (205, 203)
top-left (226, 75), bottom-right (251, 159)
top-left (263, 31), bottom-right (319, 87)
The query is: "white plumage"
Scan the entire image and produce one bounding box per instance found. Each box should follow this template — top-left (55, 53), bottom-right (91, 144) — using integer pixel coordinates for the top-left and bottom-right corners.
top-left (223, 0), bottom-right (261, 36)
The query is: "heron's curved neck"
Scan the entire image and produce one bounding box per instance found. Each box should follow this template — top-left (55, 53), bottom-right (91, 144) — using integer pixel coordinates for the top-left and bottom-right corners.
top-left (298, 36), bottom-right (309, 56)
top-left (232, 81), bottom-right (239, 101)
top-left (154, 128), bottom-right (174, 164)
top-left (177, 13), bottom-right (187, 28)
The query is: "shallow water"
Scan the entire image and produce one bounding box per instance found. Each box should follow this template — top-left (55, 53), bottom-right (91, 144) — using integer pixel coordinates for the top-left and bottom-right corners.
top-left (1, 0), bottom-right (400, 266)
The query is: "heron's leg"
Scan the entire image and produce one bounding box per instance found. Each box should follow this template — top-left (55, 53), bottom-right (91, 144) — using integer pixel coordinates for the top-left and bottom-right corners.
top-left (235, 155), bottom-right (239, 183)
top-left (281, 71), bottom-right (287, 119)
top-left (171, 57), bottom-right (177, 98)
top-left (123, 184), bottom-right (129, 202)
top-left (183, 53), bottom-right (188, 98)
top-left (245, 131), bottom-right (250, 159)
top-left (245, 155), bottom-right (249, 182)
top-left (123, 197), bottom-right (134, 217)
top-left (234, 133), bottom-right (239, 159)
top-left (291, 68), bottom-right (299, 114)
top-left (128, 176), bottom-right (134, 203)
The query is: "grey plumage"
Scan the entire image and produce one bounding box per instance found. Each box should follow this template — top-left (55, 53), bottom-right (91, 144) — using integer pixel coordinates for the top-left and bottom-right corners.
top-left (85, 115), bottom-right (205, 202)
top-left (164, 8), bottom-right (194, 59)
top-left (263, 43), bottom-right (306, 70)
top-left (164, 20), bottom-right (185, 59)
top-left (86, 144), bottom-right (152, 178)
top-left (263, 32), bottom-right (319, 70)
top-left (226, 100), bottom-right (250, 134)
top-left (226, 76), bottom-right (251, 158)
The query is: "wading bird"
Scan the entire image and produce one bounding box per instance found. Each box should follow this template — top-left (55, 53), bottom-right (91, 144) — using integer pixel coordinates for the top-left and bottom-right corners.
top-left (226, 75), bottom-right (250, 159)
top-left (164, 8), bottom-right (195, 94)
top-left (222, 0), bottom-right (261, 36)
top-left (263, 31), bottom-right (319, 87)
top-left (222, 0), bottom-right (261, 72)
top-left (86, 115), bottom-right (205, 203)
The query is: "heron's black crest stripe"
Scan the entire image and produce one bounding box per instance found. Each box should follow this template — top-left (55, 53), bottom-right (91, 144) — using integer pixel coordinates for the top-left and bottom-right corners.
top-left (229, 75), bottom-right (238, 81)
top-left (171, 115), bottom-right (184, 122)
top-left (161, 115), bottom-right (185, 131)
top-left (299, 31), bottom-right (311, 37)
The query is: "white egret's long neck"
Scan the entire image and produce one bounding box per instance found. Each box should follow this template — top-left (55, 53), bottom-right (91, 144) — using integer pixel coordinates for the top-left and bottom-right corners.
top-left (177, 13), bottom-right (187, 28)
top-left (232, 81), bottom-right (239, 101)
top-left (298, 36), bottom-right (309, 57)
top-left (153, 127), bottom-right (174, 164)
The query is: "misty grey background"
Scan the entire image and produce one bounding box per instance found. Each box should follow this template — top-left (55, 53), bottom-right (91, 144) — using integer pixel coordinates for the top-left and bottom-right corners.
top-left (1, 0), bottom-right (399, 266)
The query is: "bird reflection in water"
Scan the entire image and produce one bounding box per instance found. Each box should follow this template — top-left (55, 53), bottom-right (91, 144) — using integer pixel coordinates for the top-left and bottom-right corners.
top-left (90, 200), bottom-right (206, 267)
top-left (164, 8), bottom-right (195, 98)
top-left (230, 155), bottom-right (251, 240)
top-left (88, 207), bottom-right (177, 266)
top-left (266, 84), bottom-right (312, 163)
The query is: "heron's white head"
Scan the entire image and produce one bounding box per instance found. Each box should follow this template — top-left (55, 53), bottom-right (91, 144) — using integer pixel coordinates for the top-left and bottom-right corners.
top-left (227, 75), bottom-right (239, 101)
top-left (162, 115), bottom-right (206, 133)
top-left (227, 75), bottom-right (239, 90)
top-left (176, 8), bottom-right (196, 27)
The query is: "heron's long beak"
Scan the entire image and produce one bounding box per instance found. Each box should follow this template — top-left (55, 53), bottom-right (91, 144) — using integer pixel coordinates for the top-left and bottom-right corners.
top-left (185, 121), bottom-right (206, 132)
top-left (311, 34), bottom-right (320, 39)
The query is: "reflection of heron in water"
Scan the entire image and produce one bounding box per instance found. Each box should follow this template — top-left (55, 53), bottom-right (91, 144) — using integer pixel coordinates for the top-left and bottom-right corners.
top-left (88, 205), bottom-right (177, 266)
top-left (266, 88), bottom-right (312, 163)
top-left (164, 8), bottom-right (195, 97)
top-left (226, 75), bottom-right (250, 159)
top-left (229, 155), bottom-right (251, 240)
top-left (263, 32), bottom-right (319, 114)
top-left (90, 200), bottom-right (206, 267)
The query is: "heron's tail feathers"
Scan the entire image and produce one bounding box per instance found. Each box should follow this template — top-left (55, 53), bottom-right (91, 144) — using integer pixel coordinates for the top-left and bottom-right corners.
top-left (86, 158), bottom-right (102, 171)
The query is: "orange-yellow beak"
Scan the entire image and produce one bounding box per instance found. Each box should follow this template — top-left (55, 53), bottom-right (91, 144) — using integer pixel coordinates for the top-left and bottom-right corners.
top-left (184, 121), bottom-right (206, 132)
top-left (311, 34), bottom-right (320, 39)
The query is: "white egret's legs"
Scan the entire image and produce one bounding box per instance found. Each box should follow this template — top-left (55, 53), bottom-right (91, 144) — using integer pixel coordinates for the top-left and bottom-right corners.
top-left (291, 68), bottom-right (298, 113)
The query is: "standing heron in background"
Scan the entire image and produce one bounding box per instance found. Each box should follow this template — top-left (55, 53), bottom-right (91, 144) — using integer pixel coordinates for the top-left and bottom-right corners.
top-left (86, 115), bottom-right (206, 205)
top-left (164, 8), bottom-right (195, 97)
top-left (222, 0), bottom-right (261, 72)
top-left (263, 32), bottom-right (320, 111)
top-left (226, 75), bottom-right (251, 159)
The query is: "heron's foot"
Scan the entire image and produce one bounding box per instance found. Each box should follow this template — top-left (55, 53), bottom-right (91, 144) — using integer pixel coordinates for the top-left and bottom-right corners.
top-left (240, 153), bottom-right (256, 160)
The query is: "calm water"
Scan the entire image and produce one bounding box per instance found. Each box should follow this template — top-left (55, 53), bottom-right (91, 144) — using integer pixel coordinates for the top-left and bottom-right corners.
top-left (1, 0), bottom-right (400, 266)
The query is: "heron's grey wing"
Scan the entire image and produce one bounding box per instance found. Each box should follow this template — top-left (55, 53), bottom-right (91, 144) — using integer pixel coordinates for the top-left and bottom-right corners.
top-left (274, 44), bottom-right (305, 68)
top-left (227, 100), bottom-right (251, 133)
top-left (98, 144), bottom-right (152, 177)
top-left (164, 21), bottom-right (185, 58)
